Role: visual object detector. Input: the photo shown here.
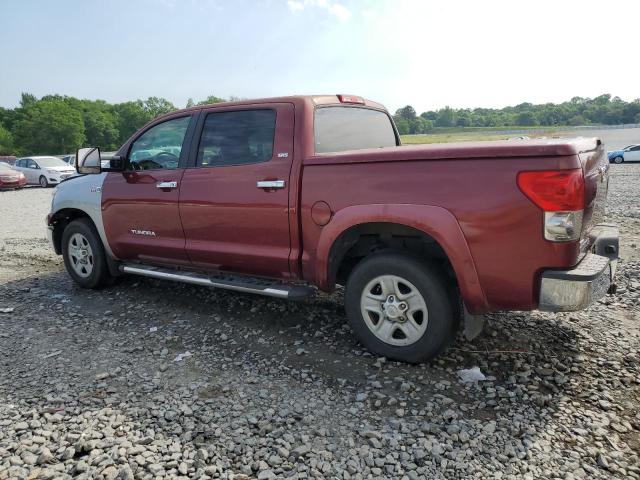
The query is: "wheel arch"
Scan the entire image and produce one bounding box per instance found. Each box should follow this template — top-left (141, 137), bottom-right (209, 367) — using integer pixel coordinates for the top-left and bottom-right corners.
top-left (315, 204), bottom-right (489, 313)
top-left (49, 207), bottom-right (121, 276)
top-left (49, 208), bottom-right (94, 255)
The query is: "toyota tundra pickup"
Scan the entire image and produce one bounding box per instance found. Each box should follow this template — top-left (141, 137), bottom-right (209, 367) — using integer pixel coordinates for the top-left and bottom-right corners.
top-left (47, 94), bottom-right (619, 363)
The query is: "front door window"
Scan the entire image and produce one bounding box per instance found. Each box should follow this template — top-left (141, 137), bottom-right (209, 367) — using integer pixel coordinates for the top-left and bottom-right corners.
top-left (128, 116), bottom-right (191, 171)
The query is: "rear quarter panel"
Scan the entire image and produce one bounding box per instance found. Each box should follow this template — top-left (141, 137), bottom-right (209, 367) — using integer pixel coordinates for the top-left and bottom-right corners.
top-left (301, 154), bottom-right (582, 312)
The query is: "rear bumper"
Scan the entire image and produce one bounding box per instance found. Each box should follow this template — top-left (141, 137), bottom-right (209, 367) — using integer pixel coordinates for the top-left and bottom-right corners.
top-left (539, 224), bottom-right (618, 312)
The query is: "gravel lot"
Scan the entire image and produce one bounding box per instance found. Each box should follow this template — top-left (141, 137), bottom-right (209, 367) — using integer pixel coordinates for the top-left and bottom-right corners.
top-left (0, 164), bottom-right (638, 480)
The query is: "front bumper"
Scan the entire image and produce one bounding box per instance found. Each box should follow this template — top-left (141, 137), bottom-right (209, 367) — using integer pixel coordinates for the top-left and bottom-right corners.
top-left (539, 224), bottom-right (618, 312)
top-left (46, 225), bottom-right (54, 249)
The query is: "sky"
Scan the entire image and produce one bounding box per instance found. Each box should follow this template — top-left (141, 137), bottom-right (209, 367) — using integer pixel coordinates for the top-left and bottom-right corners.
top-left (1, 0), bottom-right (639, 113)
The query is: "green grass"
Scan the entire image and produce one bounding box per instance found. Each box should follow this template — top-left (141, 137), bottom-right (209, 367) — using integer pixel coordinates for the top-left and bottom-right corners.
top-left (400, 126), bottom-right (572, 145)
top-left (401, 132), bottom-right (514, 144)
top-left (428, 125), bottom-right (573, 134)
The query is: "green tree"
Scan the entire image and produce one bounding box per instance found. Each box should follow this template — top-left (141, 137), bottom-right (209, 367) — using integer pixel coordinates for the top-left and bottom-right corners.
top-left (143, 97), bottom-right (176, 118)
top-left (421, 111), bottom-right (438, 122)
top-left (197, 95), bottom-right (226, 106)
top-left (0, 107), bottom-right (19, 132)
top-left (568, 115), bottom-right (587, 126)
top-left (13, 99), bottom-right (85, 154)
top-left (435, 107), bottom-right (455, 127)
top-left (82, 101), bottom-right (120, 150)
top-left (395, 105), bottom-right (417, 121)
top-left (0, 122), bottom-right (14, 155)
top-left (19, 92), bottom-right (38, 108)
top-left (515, 111), bottom-right (537, 126)
top-left (186, 98), bottom-right (195, 108)
top-left (113, 101), bottom-right (152, 144)
top-left (394, 118), bottom-right (410, 135)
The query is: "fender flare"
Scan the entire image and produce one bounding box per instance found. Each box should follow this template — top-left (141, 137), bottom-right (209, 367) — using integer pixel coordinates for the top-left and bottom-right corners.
top-left (314, 204), bottom-right (488, 313)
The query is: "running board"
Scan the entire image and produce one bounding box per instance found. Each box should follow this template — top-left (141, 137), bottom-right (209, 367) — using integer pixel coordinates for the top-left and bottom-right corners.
top-left (120, 264), bottom-right (315, 301)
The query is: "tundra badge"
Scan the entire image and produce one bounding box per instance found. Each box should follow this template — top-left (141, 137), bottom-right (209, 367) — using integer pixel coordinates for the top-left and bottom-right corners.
top-left (130, 229), bottom-right (157, 237)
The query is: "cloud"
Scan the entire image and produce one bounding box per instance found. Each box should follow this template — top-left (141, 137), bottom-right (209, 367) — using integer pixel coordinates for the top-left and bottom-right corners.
top-left (287, 0), bottom-right (304, 11)
top-left (327, 3), bottom-right (350, 21)
top-left (286, 0), bottom-right (351, 21)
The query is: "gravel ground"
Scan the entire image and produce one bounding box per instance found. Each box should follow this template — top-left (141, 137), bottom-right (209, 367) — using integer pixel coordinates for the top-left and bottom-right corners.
top-left (0, 164), bottom-right (638, 480)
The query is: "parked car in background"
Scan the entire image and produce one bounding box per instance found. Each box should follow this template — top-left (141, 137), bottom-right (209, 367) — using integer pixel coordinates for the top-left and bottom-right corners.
top-left (63, 152), bottom-right (115, 168)
top-left (607, 144), bottom-right (640, 163)
top-left (13, 156), bottom-right (76, 187)
top-left (0, 162), bottom-right (27, 190)
top-left (100, 151), bottom-right (117, 169)
top-left (62, 154), bottom-right (75, 166)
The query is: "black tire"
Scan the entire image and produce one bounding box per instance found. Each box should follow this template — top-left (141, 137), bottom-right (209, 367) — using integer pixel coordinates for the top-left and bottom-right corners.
top-left (39, 176), bottom-right (48, 188)
top-left (612, 156), bottom-right (624, 164)
top-left (345, 251), bottom-right (458, 363)
top-left (61, 218), bottom-right (112, 289)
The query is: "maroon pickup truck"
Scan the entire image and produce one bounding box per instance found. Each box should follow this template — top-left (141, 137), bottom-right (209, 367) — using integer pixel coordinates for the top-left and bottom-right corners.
top-left (47, 94), bottom-right (618, 362)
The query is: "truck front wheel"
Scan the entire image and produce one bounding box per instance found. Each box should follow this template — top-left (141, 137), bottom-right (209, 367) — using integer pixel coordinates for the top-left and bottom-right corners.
top-left (61, 218), bottom-right (112, 289)
top-left (345, 252), bottom-right (457, 363)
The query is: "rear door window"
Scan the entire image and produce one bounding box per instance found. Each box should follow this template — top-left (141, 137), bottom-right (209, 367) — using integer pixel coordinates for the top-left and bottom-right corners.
top-left (196, 109), bottom-right (276, 167)
top-left (314, 106), bottom-right (397, 154)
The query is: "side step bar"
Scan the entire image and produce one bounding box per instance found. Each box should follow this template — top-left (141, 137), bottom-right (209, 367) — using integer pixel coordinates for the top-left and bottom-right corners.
top-left (120, 264), bottom-right (315, 301)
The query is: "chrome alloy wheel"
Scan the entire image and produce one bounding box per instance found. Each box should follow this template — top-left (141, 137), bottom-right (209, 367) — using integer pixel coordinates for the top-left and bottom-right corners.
top-left (68, 233), bottom-right (94, 278)
top-left (360, 275), bottom-right (428, 346)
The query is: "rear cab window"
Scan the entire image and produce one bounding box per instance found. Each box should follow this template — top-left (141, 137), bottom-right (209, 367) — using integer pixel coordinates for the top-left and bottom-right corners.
top-left (314, 106), bottom-right (398, 154)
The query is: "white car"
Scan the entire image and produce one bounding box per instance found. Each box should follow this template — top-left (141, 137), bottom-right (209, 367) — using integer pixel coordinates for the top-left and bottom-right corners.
top-left (64, 151), bottom-right (116, 169)
top-left (13, 156), bottom-right (77, 187)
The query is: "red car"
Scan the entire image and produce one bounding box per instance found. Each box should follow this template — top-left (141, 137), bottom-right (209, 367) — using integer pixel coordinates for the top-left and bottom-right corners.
top-left (46, 95), bottom-right (618, 363)
top-left (0, 162), bottom-right (27, 190)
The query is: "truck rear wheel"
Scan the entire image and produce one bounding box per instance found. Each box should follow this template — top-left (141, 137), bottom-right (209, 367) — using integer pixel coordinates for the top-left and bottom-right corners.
top-left (61, 218), bottom-right (112, 289)
top-left (345, 251), bottom-right (457, 363)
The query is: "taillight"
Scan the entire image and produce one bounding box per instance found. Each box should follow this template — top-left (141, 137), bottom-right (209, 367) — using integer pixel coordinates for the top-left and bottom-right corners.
top-left (517, 169), bottom-right (584, 211)
top-left (517, 169), bottom-right (584, 242)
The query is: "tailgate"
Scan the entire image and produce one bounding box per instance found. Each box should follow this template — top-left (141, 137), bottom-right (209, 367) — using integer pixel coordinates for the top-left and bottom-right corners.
top-left (579, 142), bottom-right (609, 253)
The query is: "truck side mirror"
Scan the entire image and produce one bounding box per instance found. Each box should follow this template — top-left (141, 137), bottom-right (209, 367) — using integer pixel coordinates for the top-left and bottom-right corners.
top-left (108, 156), bottom-right (125, 171)
top-left (76, 147), bottom-right (101, 174)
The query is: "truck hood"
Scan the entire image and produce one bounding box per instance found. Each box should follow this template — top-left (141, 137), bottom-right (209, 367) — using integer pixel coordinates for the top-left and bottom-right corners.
top-left (306, 137), bottom-right (602, 166)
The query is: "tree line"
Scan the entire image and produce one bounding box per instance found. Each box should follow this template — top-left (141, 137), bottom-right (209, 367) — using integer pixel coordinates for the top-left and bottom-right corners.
top-left (0, 93), bottom-right (226, 156)
top-left (0, 92), bottom-right (639, 155)
top-left (393, 94), bottom-right (640, 135)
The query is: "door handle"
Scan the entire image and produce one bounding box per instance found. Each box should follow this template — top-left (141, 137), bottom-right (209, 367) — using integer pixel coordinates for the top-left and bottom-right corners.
top-left (156, 181), bottom-right (178, 189)
top-left (257, 180), bottom-right (285, 189)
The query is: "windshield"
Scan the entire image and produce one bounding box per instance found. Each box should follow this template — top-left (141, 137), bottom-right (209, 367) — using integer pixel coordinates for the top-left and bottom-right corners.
top-left (36, 157), bottom-right (70, 168)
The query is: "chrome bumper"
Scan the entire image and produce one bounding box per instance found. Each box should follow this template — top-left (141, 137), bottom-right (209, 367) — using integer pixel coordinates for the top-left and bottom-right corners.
top-left (539, 224), bottom-right (618, 312)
